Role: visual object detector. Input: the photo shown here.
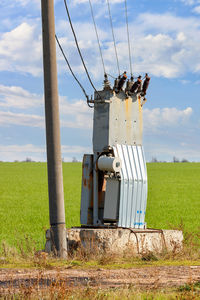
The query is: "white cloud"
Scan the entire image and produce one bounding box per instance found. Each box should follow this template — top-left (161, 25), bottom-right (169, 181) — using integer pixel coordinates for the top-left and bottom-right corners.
top-left (179, 79), bottom-right (190, 84)
top-left (144, 142), bottom-right (200, 162)
top-left (0, 144), bottom-right (91, 162)
top-left (131, 13), bottom-right (200, 77)
top-left (179, 0), bottom-right (200, 15)
top-left (143, 106), bottom-right (199, 161)
top-left (193, 5), bottom-right (200, 13)
top-left (0, 105), bottom-right (91, 129)
top-left (72, 0), bottom-right (122, 4)
top-left (57, 11), bottom-right (200, 79)
top-left (0, 23), bottom-right (42, 76)
top-left (0, 144), bottom-right (44, 154)
top-left (0, 143), bottom-right (90, 155)
top-left (60, 97), bottom-right (93, 129)
top-left (0, 111), bottom-right (44, 128)
top-left (143, 107), bottom-right (193, 132)
top-left (0, 81), bottom-right (92, 128)
top-left (62, 145), bottom-right (91, 154)
top-left (180, 0), bottom-right (196, 5)
top-left (2, 0), bottom-right (40, 8)
top-left (2, 10), bottom-right (200, 81)
top-left (0, 84), bottom-right (92, 129)
top-left (15, 0), bottom-right (31, 6)
top-left (0, 85), bottom-right (42, 109)
top-left (0, 144), bottom-right (45, 162)
top-left (179, 0), bottom-right (200, 6)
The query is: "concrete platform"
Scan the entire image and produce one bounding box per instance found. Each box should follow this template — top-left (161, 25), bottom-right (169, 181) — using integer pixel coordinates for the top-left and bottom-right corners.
top-left (45, 228), bottom-right (183, 256)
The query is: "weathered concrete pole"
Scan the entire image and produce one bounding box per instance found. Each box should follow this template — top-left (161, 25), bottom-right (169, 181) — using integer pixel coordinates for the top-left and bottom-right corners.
top-left (41, 0), bottom-right (67, 258)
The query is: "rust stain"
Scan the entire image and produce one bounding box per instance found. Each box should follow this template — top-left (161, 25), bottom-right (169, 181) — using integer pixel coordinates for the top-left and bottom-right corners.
top-left (115, 96), bottom-right (121, 142)
top-left (125, 98), bottom-right (132, 143)
top-left (98, 177), bottom-right (106, 207)
top-left (102, 178), bottom-right (106, 191)
top-left (138, 96), bottom-right (143, 137)
top-left (83, 172), bottom-right (93, 190)
top-left (88, 171), bottom-right (93, 190)
top-left (125, 97), bottom-right (129, 115)
top-left (87, 209), bottom-right (93, 224)
top-left (83, 178), bottom-right (87, 187)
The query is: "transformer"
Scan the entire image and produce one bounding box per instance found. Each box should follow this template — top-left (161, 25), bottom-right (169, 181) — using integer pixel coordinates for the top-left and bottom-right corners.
top-left (80, 81), bottom-right (148, 229)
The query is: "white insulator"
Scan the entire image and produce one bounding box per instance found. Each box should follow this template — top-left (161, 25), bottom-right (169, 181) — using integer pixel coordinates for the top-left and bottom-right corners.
top-left (97, 155), bottom-right (122, 173)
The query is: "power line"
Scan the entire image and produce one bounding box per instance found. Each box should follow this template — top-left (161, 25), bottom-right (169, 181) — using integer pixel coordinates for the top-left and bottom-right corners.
top-left (55, 34), bottom-right (89, 101)
top-left (107, 73), bottom-right (116, 79)
top-left (124, 0), bottom-right (133, 76)
top-left (106, 0), bottom-right (120, 76)
top-left (63, 0), bottom-right (102, 100)
top-left (89, 0), bottom-right (106, 75)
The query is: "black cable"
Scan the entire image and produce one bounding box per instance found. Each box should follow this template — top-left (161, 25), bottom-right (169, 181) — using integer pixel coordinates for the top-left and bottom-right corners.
top-left (63, 0), bottom-right (102, 100)
top-left (124, 0), bottom-right (133, 76)
top-left (107, 73), bottom-right (116, 79)
top-left (89, 0), bottom-right (106, 75)
top-left (55, 34), bottom-right (89, 101)
top-left (106, 0), bottom-right (120, 76)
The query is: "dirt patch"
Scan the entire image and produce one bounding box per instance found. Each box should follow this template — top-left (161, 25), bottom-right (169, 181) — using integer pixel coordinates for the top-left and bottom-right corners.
top-left (0, 265), bottom-right (200, 294)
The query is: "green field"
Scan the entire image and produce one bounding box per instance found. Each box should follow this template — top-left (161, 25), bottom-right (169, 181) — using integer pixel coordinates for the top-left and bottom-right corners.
top-left (0, 162), bottom-right (199, 251)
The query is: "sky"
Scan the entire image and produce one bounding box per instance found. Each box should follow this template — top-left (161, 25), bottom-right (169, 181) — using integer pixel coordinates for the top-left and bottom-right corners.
top-left (0, 0), bottom-right (200, 162)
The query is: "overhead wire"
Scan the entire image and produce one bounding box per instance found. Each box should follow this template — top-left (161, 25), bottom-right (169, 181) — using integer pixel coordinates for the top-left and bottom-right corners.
top-left (107, 73), bottom-right (116, 79)
top-left (124, 0), bottom-right (133, 76)
top-left (63, 0), bottom-right (102, 100)
top-left (88, 0), bottom-right (106, 75)
top-left (55, 34), bottom-right (89, 101)
top-left (106, 0), bottom-right (120, 76)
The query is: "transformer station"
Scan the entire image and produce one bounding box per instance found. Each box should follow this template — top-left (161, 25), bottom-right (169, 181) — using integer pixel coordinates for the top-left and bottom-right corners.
top-left (80, 74), bottom-right (150, 229)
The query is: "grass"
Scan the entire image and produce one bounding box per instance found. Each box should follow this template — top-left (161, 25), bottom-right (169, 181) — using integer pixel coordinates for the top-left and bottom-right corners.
top-left (0, 162), bottom-right (81, 250)
top-left (1, 254), bottom-right (200, 270)
top-left (0, 162), bottom-right (200, 252)
top-left (1, 286), bottom-right (200, 299)
top-left (146, 163), bottom-right (200, 234)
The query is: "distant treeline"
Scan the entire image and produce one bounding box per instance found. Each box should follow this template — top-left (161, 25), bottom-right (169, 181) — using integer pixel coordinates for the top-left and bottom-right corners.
top-left (151, 157), bottom-right (190, 163)
top-left (3, 157), bottom-right (196, 163)
top-left (12, 157), bottom-right (80, 163)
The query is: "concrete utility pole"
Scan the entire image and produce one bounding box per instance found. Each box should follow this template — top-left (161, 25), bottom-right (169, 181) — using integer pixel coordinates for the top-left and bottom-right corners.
top-left (41, 0), bottom-right (67, 258)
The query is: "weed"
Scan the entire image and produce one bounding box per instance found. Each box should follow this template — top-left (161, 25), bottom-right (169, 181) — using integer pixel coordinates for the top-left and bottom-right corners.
top-left (141, 252), bottom-right (159, 261)
top-left (97, 253), bottom-right (118, 265)
top-left (178, 281), bottom-right (200, 292)
top-left (1, 282), bottom-right (200, 299)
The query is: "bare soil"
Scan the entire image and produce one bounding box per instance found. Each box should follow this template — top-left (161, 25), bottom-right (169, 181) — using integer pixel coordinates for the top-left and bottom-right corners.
top-left (0, 265), bottom-right (200, 294)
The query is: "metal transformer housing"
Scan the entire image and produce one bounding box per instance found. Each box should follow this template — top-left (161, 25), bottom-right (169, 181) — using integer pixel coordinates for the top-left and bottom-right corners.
top-left (93, 91), bottom-right (143, 153)
top-left (80, 89), bottom-right (148, 229)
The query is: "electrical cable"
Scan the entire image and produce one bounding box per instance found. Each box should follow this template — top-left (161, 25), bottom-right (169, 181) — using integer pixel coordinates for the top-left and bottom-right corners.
top-left (55, 35), bottom-right (89, 101)
top-left (89, 0), bottom-right (106, 75)
top-left (56, 35), bottom-right (94, 108)
top-left (107, 73), bottom-right (116, 79)
top-left (124, 0), bottom-right (133, 76)
top-left (63, 0), bottom-right (102, 100)
top-left (106, 0), bottom-right (120, 76)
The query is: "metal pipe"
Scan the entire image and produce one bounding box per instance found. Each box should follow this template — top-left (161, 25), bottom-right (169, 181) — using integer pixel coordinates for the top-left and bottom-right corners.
top-left (41, 0), bottom-right (67, 258)
top-left (98, 155), bottom-right (122, 173)
top-left (93, 154), bottom-right (99, 225)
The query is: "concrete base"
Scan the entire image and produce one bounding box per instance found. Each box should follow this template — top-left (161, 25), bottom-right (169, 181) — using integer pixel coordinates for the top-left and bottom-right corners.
top-left (45, 228), bottom-right (183, 256)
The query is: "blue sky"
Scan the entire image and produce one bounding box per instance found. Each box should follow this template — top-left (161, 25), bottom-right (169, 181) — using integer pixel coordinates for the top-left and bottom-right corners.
top-left (0, 0), bottom-right (200, 162)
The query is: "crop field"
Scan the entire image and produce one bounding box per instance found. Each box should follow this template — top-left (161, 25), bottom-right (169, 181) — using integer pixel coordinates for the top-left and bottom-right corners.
top-left (0, 162), bottom-right (199, 251)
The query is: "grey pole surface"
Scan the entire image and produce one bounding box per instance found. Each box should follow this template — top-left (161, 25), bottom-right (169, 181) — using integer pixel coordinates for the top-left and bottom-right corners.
top-left (41, 0), bottom-right (67, 258)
